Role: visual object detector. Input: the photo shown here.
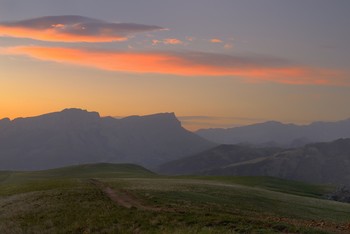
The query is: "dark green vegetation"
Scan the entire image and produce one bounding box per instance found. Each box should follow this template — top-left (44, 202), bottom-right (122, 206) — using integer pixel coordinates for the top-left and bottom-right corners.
top-left (1, 164), bottom-right (349, 234)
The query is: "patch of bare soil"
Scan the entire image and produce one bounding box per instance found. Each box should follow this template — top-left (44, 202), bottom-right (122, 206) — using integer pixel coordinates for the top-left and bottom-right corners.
top-left (88, 179), bottom-right (161, 211)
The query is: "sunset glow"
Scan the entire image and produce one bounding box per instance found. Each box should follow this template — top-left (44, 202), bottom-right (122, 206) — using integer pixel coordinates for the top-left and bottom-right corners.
top-left (0, 25), bottom-right (129, 42)
top-left (1, 1), bottom-right (350, 129)
top-left (2, 46), bottom-right (346, 86)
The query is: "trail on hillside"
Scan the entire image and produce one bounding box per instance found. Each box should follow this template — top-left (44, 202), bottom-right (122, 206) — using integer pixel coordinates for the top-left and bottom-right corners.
top-left (88, 178), bottom-right (350, 233)
top-left (88, 179), bottom-right (161, 211)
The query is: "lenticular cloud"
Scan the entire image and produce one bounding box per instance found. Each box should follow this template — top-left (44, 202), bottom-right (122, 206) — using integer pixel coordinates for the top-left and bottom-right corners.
top-left (0, 15), bottom-right (164, 43)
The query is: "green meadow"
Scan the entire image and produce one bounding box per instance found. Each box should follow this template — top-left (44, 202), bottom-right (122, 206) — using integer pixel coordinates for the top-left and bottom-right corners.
top-left (0, 163), bottom-right (349, 233)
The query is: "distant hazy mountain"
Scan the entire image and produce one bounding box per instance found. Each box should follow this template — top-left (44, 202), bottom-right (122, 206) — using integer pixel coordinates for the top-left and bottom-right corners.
top-left (0, 108), bottom-right (215, 170)
top-left (158, 139), bottom-right (350, 185)
top-left (196, 119), bottom-right (350, 147)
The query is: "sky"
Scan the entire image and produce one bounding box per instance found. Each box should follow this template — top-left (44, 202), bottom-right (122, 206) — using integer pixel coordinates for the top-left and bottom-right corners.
top-left (0, 0), bottom-right (350, 130)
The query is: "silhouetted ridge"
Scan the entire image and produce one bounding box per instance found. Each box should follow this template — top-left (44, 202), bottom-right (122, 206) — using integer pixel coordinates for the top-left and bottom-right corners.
top-left (158, 138), bottom-right (350, 185)
top-left (0, 118), bottom-right (10, 126)
top-left (122, 112), bottom-right (181, 128)
top-left (8, 108), bottom-right (100, 131)
top-left (197, 118), bottom-right (350, 147)
top-left (13, 108), bottom-right (98, 123)
top-left (0, 108), bottom-right (214, 170)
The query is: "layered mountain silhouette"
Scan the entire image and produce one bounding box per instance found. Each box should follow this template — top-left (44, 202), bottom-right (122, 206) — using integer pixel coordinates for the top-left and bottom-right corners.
top-left (157, 139), bottom-right (350, 185)
top-left (196, 119), bottom-right (350, 147)
top-left (0, 108), bottom-right (215, 170)
top-left (156, 144), bottom-right (280, 175)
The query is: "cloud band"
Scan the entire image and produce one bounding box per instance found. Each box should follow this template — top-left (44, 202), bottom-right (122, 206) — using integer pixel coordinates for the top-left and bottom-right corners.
top-left (0, 15), bottom-right (164, 42)
top-left (1, 45), bottom-right (346, 85)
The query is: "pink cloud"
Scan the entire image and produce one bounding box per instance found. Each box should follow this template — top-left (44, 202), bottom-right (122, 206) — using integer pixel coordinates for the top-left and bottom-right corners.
top-left (163, 38), bottom-right (183, 45)
top-left (210, 38), bottom-right (223, 43)
top-left (151, 38), bottom-right (185, 46)
top-left (2, 46), bottom-right (348, 86)
top-left (152, 39), bottom-right (162, 45)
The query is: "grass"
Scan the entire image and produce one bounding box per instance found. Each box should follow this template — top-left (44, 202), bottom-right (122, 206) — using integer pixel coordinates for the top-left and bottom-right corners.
top-left (0, 163), bottom-right (349, 233)
top-left (0, 163), bottom-right (155, 196)
top-left (113, 178), bottom-right (349, 221)
top-left (182, 176), bottom-right (335, 198)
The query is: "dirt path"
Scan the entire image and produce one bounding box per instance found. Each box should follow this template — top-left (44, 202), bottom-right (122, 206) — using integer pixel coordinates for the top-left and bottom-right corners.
top-left (89, 178), bottom-right (350, 233)
top-left (89, 179), bottom-right (161, 211)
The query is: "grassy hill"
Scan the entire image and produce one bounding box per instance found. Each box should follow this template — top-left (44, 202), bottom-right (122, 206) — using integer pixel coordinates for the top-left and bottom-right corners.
top-left (182, 176), bottom-right (334, 198)
top-left (1, 163), bottom-right (349, 233)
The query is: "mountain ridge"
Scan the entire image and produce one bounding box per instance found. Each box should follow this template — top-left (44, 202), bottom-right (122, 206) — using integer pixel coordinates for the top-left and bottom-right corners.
top-left (0, 108), bottom-right (215, 170)
top-left (196, 118), bottom-right (350, 147)
top-left (157, 138), bottom-right (350, 185)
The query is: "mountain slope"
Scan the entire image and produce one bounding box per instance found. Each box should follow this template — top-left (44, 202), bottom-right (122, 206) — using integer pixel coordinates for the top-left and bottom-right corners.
top-left (196, 118), bottom-right (350, 147)
top-left (156, 144), bottom-right (280, 175)
top-left (0, 108), bottom-right (215, 170)
top-left (158, 139), bottom-right (350, 185)
top-left (207, 138), bottom-right (350, 185)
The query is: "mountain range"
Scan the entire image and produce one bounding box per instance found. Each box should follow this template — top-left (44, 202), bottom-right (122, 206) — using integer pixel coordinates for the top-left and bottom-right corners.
top-left (2, 108), bottom-right (350, 185)
top-left (157, 139), bottom-right (350, 185)
top-left (0, 108), bottom-right (214, 170)
top-left (196, 119), bottom-right (350, 147)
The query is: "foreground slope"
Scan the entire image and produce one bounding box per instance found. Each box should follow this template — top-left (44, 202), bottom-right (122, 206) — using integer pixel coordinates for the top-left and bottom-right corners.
top-left (196, 118), bottom-right (350, 147)
top-left (0, 108), bottom-right (214, 170)
top-left (0, 163), bottom-right (349, 233)
top-left (159, 139), bottom-right (350, 185)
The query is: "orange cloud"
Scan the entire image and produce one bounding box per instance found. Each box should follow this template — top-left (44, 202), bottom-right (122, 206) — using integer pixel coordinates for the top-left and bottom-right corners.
top-left (2, 46), bottom-right (347, 86)
top-left (151, 38), bottom-right (184, 46)
top-left (0, 25), bottom-right (127, 42)
top-left (0, 15), bottom-right (163, 43)
top-left (210, 38), bottom-right (223, 43)
top-left (152, 39), bottom-right (161, 45)
top-left (163, 38), bottom-right (183, 45)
